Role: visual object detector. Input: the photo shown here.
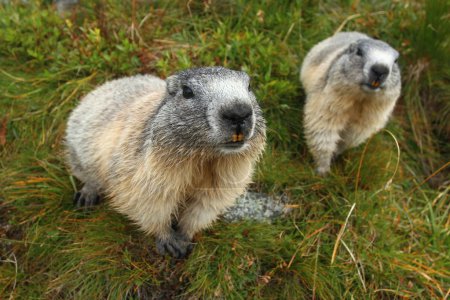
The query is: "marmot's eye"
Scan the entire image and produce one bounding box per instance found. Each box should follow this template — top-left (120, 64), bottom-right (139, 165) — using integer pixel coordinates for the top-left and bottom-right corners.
top-left (248, 82), bottom-right (251, 91)
top-left (356, 47), bottom-right (363, 57)
top-left (182, 85), bottom-right (194, 99)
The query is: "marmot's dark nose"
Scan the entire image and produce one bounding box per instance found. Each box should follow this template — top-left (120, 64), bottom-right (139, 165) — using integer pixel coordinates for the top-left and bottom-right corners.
top-left (370, 64), bottom-right (389, 82)
top-left (221, 103), bottom-right (253, 125)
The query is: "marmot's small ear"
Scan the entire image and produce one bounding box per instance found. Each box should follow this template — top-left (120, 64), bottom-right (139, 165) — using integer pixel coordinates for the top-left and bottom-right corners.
top-left (347, 42), bottom-right (357, 54)
top-left (166, 75), bottom-right (179, 96)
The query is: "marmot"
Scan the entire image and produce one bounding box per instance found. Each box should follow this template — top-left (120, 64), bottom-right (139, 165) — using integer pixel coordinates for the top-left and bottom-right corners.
top-left (65, 67), bottom-right (266, 258)
top-left (300, 32), bottom-right (401, 175)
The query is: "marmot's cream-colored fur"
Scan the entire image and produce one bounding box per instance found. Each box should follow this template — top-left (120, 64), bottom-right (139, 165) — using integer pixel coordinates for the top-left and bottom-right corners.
top-left (65, 67), bottom-right (266, 258)
top-left (300, 32), bottom-right (401, 175)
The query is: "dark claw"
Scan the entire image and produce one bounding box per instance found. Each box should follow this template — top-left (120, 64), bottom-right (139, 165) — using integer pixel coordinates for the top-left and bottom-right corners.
top-left (73, 190), bottom-right (100, 208)
top-left (73, 192), bottom-right (81, 205)
top-left (77, 193), bottom-right (86, 207)
top-left (93, 195), bottom-right (101, 205)
top-left (83, 194), bottom-right (99, 207)
top-left (164, 243), bottom-right (181, 258)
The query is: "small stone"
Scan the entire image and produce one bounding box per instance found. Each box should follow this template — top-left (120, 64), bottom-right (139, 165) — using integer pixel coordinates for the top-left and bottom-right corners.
top-left (222, 192), bottom-right (293, 223)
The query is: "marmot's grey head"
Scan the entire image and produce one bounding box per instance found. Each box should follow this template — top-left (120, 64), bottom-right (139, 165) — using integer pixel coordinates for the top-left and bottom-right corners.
top-left (150, 67), bottom-right (265, 155)
top-left (336, 38), bottom-right (400, 93)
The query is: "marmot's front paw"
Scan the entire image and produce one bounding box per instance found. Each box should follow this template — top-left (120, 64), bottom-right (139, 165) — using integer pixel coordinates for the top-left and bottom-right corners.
top-left (156, 232), bottom-right (193, 259)
top-left (316, 166), bottom-right (330, 176)
top-left (73, 184), bottom-right (100, 207)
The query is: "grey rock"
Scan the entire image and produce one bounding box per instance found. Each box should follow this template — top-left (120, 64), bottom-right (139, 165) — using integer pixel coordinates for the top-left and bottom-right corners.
top-left (54, 0), bottom-right (78, 15)
top-left (222, 192), bottom-right (292, 223)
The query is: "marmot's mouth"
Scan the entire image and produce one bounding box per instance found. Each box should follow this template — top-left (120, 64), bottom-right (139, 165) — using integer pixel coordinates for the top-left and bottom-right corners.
top-left (232, 133), bottom-right (244, 142)
top-left (221, 130), bottom-right (248, 150)
top-left (222, 141), bottom-right (245, 149)
top-left (362, 82), bottom-right (383, 91)
top-left (370, 80), bottom-right (381, 88)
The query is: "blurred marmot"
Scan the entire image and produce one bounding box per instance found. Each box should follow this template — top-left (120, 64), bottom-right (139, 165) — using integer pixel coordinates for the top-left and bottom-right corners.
top-left (300, 32), bottom-right (401, 175)
top-left (65, 67), bottom-right (266, 258)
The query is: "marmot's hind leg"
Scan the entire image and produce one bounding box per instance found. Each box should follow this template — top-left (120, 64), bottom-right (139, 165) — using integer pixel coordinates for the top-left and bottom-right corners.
top-left (74, 182), bottom-right (101, 207)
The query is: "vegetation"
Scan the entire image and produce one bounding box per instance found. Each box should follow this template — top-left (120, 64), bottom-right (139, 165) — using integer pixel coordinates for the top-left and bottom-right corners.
top-left (1, 0), bottom-right (449, 298)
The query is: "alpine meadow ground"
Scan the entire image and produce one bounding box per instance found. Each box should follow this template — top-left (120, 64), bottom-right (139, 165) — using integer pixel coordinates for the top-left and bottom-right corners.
top-left (0, 0), bottom-right (449, 299)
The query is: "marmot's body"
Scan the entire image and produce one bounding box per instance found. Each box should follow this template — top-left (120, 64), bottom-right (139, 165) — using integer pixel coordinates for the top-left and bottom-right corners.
top-left (65, 67), bottom-right (266, 258)
top-left (300, 32), bottom-right (401, 175)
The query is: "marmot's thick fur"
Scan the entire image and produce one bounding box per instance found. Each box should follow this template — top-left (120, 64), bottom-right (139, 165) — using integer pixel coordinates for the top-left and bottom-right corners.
top-left (300, 32), bottom-right (401, 175)
top-left (65, 67), bottom-right (266, 258)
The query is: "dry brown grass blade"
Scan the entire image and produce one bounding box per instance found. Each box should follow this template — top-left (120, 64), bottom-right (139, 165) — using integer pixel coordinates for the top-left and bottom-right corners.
top-left (0, 115), bottom-right (7, 146)
top-left (341, 240), bottom-right (366, 292)
top-left (312, 236), bottom-right (321, 300)
top-left (405, 161), bottom-right (450, 198)
top-left (383, 129), bottom-right (401, 189)
top-left (287, 224), bottom-right (329, 269)
top-left (374, 288), bottom-right (413, 298)
top-left (392, 258), bottom-right (447, 297)
top-left (0, 69), bottom-right (27, 82)
top-left (334, 11), bottom-right (387, 34)
top-left (354, 129), bottom-right (401, 192)
top-left (354, 135), bottom-right (375, 193)
top-left (331, 203), bottom-right (356, 265)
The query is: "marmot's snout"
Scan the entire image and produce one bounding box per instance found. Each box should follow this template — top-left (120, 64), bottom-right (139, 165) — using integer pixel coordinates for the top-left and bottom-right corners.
top-left (220, 102), bottom-right (254, 149)
top-left (368, 64), bottom-right (390, 89)
top-left (360, 42), bottom-right (399, 92)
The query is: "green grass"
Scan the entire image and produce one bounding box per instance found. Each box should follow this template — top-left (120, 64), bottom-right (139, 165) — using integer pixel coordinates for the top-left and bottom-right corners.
top-left (1, 0), bottom-right (449, 299)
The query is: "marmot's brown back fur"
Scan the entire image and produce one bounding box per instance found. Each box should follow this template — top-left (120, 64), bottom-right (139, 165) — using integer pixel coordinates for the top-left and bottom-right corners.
top-left (300, 32), bottom-right (401, 175)
top-left (65, 67), bottom-right (266, 258)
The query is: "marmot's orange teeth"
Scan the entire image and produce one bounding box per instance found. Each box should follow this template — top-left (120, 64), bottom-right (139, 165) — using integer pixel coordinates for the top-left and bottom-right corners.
top-left (371, 81), bottom-right (380, 88)
top-left (231, 133), bottom-right (245, 142)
